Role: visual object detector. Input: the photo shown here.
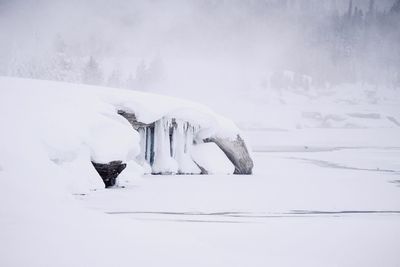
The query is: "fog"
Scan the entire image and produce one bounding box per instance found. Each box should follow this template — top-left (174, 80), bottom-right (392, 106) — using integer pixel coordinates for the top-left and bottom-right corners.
top-left (0, 0), bottom-right (399, 116)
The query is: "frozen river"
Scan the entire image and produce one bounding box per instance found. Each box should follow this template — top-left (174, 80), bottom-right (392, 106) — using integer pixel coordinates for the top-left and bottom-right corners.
top-left (78, 147), bottom-right (400, 267)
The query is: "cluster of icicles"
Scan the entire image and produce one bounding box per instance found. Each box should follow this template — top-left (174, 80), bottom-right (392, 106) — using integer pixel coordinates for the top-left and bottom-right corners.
top-left (136, 117), bottom-right (201, 174)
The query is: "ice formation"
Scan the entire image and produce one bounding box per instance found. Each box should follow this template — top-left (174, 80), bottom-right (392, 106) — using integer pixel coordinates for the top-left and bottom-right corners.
top-left (151, 118), bottom-right (178, 174)
top-left (125, 116), bottom-right (202, 175)
top-left (173, 121), bottom-right (201, 174)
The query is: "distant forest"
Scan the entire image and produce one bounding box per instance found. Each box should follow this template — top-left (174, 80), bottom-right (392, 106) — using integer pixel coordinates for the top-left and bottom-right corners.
top-left (1, 0), bottom-right (399, 89)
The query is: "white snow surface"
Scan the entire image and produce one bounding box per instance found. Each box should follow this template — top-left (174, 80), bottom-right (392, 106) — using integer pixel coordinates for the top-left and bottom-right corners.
top-left (1, 77), bottom-right (400, 267)
top-left (191, 142), bottom-right (235, 175)
top-left (3, 147), bottom-right (398, 267)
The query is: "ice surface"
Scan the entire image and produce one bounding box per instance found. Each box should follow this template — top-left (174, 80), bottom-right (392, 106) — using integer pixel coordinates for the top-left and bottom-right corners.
top-left (55, 149), bottom-right (400, 267)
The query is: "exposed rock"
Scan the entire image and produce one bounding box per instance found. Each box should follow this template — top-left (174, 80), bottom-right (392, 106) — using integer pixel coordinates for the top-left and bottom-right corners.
top-left (204, 135), bottom-right (254, 174)
top-left (118, 110), bottom-right (153, 130)
top-left (91, 160), bottom-right (127, 187)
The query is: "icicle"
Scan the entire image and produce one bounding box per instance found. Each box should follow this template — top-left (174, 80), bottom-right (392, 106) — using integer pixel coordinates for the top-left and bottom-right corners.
top-left (174, 120), bottom-right (185, 173)
top-left (145, 127), bottom-right (151, 163)
top-left (184, 122), bottom-right (194, 154)
top-left (171, 121), bottom-right (177, 158)
top-left (137, 127), bottom-right (146, 163)
top-left (133, 127), bottom-right (152, 174)
top-left (144, 125), bottom-right (156, 165)
top-left (151, 117), bottom-right (178, 174)
top-left (164, 118), bottom-right (171, 158)
top-left (173, 120), bottom-right (200, 174)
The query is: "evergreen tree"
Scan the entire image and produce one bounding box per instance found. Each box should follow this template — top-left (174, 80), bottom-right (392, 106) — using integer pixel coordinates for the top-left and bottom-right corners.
top-left (48, 35), bottom-right (77, 82)
top-left (391, 0), bottom-right (400, 13)
top-left (107, 68), bottom-right (122, 88)
top-left (347, 0), bottom-right (353, 20)
top-left (125, 73), bottom-right (135, 89)
top-left (82, 56), bottom-right (103, 85)
top-left (366, 0), bottom-right (375, 19)
top-left (135, 60), bottom-right (147, 85)
top-left (147, 56), bottom-right (164, 84)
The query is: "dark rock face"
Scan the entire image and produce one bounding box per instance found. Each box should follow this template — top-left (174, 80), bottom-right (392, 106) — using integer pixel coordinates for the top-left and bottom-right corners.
top-left (204, 135), bottom-right (254, 175)
top-left (91, 161), bottom-right (127, 187)
top-left (118, 110), bottom-right (153, 130)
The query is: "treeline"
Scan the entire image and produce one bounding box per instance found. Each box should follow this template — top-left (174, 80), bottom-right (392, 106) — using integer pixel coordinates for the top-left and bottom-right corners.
top-left (262, 0), bottom-right (400, 89)
top-left (2, 0), bottom-right (400, 89)
top-left (309, 0), bottom-right (400, 87)
top-left (6, 36), bottom-right (165, 90)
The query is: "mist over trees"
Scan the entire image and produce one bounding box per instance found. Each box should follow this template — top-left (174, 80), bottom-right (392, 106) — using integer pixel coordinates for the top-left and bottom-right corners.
top-left (0, 0), bottom-right (399, 91)
top-left (82, 56), bottom-right (103, 85)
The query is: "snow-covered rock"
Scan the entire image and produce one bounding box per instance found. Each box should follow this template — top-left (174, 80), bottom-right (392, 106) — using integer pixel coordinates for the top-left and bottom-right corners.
top-left (0, 77), bottom-right (253, 193)
top-left (204, 135), bottom-right (254, 174)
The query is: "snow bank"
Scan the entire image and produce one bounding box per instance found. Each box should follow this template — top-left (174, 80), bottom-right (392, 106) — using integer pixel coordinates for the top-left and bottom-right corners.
top-left (191, 143), bottom-right (235, 175)
top-left (0, 78), bottom-right (139, 193)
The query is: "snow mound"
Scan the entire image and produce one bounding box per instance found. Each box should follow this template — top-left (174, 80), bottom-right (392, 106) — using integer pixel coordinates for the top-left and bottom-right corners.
top-left (191, 143), bottom-right (235, 175)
